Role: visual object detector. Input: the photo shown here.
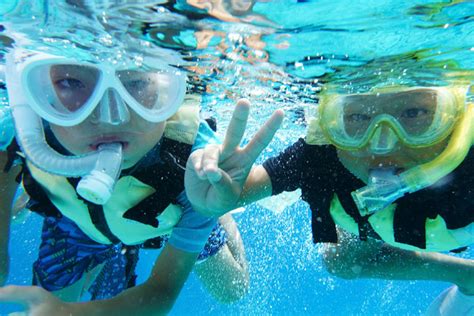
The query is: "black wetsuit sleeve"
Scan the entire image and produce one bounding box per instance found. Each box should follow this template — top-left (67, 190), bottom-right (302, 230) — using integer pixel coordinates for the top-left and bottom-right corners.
top-left (262, 138), bottom-right (306, 195)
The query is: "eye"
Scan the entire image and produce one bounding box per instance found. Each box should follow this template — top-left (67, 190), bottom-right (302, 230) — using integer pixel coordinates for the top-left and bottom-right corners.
top-left (54, 78), bottom-right (86, 91)
top-left (401, 108), bottom-right (429, 119)
top-left (345, 113), bottom-right (371, 122)
top-left (125, 79), bottom-right (149, 91)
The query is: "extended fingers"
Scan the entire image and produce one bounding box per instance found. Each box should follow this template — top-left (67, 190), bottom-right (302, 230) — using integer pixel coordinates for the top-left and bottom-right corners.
top-left (201, 144), bottom-right (222, 183)
top-left (187, 149), bottom-right (204, 178)
top-left (221, 99), bottom-right (250, 157)
top-left (187, 145), bottom-right (222, 182)
top-left (244, 109), bottom-right (284, 162)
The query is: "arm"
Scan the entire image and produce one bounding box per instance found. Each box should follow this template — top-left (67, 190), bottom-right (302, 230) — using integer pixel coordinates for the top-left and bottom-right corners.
top-left (239, 165), bottom-right (272, 206)
top-left (0, 150), bottom-right (22, 285)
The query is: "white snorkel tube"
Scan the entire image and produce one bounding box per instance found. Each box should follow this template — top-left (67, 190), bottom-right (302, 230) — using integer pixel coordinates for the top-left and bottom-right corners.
top-left (4, 50), bottom-right (122, 205)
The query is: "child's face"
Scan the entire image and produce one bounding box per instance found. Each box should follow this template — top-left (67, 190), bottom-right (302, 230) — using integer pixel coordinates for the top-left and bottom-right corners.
top-left (329, 88), bottom-right (453, 182)
top-left (50, 109), bottom-right (165, 169)
top-left (38, 61), bottom-right (183, 169)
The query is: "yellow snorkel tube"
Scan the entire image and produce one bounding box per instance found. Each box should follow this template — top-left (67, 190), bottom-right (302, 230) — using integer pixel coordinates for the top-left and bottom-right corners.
top-left (351, 85), bottom-right (473, 215)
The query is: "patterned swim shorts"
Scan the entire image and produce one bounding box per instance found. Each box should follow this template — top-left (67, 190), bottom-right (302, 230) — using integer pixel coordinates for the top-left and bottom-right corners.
top-left (32, 216), bottom-right (227, 300)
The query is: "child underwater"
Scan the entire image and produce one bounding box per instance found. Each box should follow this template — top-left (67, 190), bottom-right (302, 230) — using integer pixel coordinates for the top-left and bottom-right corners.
top-left (0, 44), bottom-right (250, 314)
top-left (186, 85), bottom-right (474, 315)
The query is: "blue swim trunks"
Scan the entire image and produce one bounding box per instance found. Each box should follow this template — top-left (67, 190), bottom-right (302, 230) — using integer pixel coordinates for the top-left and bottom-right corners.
top-left (32, 216), bottom-right (227, 300)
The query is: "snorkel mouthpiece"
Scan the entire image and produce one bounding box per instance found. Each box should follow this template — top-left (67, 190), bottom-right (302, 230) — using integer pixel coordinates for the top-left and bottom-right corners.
top-left (351, 168), bottom-right (409, 216)
top-left (76, 143), bottom-right (122, 204)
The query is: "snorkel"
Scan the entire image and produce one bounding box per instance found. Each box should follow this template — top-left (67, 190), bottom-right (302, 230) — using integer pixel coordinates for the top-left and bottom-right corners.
top-left (350, 86), bottom-right (473, 215)
top-left (5, 49), bottom-right (122, 205)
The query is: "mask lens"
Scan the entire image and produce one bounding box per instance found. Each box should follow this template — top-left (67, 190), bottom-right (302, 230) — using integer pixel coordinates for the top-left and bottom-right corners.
top-left (341, 89), bottom-right (438, 140)
top-left (117, 68), bottom-right (184, 118)
top-left (27, 63), bottom-right (100, 116)
top-left (391, 90), bottom-right (437, 136)
top-left (117, 70), bottom-right (159, 109)
top-left (341, 95), bottom-right (375, 140)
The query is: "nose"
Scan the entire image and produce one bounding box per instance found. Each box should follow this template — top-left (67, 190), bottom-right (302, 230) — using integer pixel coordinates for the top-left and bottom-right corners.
top-left (369, 124), bottom-right (398, 155)
top-left (90, 88), bottom-right (130, 125)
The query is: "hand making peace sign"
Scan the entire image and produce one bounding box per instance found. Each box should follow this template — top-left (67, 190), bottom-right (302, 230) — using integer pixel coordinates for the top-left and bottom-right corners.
top-left (185, 99), bottom-right (284, 217)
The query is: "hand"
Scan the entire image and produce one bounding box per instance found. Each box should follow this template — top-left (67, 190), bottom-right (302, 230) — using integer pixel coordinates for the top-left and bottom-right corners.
top-left (185, 99), bottom-right (284, 216)
top-left (0, 285), bottom-right (72, 316)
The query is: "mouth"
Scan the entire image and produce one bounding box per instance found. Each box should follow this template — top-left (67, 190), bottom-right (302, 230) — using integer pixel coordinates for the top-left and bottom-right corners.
top-left (368, 167), bottom-right (405, 175)
top-left (89, 136), bottom-right (129, 151)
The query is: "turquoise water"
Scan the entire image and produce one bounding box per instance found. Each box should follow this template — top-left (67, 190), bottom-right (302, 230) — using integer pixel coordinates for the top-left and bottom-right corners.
top-left (1, 0), bottom-right (473, 314)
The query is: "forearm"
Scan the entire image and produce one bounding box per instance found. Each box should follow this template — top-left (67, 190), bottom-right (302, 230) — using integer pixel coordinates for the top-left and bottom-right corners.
top-left (238, 165), bottom-right (273, 207)
top-left (362, 245), bottom-right (474, 292)
top-left (324, 232), bottom-right (474, 294)
top-left (71, 281), bottom-right (174, 316)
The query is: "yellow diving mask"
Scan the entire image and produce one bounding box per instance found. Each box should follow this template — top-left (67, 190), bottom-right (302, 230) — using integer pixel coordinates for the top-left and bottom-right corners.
top-left (318, 87), bottom-right (465, 153)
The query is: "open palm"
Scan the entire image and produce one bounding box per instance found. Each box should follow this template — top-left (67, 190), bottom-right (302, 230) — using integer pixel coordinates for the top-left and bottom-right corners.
top-left (185, 99), bottom-right (284, 216)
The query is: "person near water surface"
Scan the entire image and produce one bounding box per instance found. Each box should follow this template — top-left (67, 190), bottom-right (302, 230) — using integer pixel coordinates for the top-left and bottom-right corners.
top-left (0, 42), bottom-right (249, 315)
top-left (186, 84), bottom-right (474, 315)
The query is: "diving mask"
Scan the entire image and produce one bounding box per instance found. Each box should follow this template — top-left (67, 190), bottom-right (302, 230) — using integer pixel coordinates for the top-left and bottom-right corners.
top-left (329, 86), bottom-right (472, 216)
top-left (319, 87), bottom-right (462, 151)
top-left (13, 49), bottom-right (186, 126)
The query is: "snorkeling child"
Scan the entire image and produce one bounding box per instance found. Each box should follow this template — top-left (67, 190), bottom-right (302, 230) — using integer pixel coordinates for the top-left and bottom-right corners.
top-left (0, 46), bottom-right (249, 314)
top-left (186, 85), bottom-right (474, 315)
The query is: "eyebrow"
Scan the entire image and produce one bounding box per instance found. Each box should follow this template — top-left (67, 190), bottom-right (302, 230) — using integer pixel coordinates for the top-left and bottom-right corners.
top-left (50, 65), bottom-right (94, 78)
